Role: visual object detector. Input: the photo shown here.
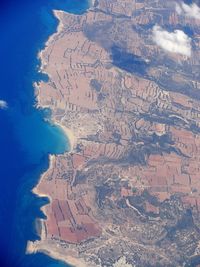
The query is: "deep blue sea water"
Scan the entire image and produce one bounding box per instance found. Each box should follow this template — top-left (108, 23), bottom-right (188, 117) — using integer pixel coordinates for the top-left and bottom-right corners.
top-left (0, 1), bottom-right (88, 266)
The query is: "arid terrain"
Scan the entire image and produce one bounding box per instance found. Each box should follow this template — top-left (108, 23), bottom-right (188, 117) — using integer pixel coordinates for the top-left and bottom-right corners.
top-left (28, 0), bottom-right (200, 266)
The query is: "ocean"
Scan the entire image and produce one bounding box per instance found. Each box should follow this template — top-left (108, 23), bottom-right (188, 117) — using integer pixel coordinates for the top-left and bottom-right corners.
top-left (0, 1), bottom-right (88, 266)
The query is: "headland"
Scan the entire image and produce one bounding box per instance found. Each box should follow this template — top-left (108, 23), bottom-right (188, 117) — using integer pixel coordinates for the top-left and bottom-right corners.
top-left (28, 0), bottom-right (200, 266)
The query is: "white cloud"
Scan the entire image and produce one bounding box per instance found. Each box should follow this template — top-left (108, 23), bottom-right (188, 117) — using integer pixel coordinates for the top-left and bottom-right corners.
top-left (152, 25), bottom-right (192, 57)
top-left (176, 2), bottom-right (200, 20)
top-left (0, 100), bottom-right (8, 110)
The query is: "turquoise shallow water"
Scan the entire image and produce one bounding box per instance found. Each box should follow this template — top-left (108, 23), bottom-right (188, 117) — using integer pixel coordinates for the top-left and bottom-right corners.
top-left (0, 1), bottom-right (88, 266)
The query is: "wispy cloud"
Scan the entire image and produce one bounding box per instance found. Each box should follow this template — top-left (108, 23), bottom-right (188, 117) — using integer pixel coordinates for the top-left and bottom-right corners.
top-left (176, 2), bottom-right (200, 20)
top-left (152, 25), bottom-right (192, 57)
top-left (0, 100), bottom-right (8, 109)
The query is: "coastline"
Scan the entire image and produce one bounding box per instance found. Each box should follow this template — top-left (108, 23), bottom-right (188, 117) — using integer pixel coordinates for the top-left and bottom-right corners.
top-left (22, 0), bottom-right (200, 265)
top-left (32, 154), bottom-right (55, 199)
top-left (27, 239), bottom-right (89, 267)
top-left (27, 1), bottom-right (93, 266)
top-left (53, 121), bottom-right (76, 152)
top-left (38, 0), bottom-right (94, 75)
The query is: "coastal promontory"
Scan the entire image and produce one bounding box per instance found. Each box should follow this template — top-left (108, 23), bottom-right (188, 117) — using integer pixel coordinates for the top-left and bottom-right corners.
top-left (28, 1), bottom-right (200, 266)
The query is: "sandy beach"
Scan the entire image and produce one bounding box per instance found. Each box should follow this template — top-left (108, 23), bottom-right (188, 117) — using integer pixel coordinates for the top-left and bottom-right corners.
top-left (53, 121), bottom-right (76, 152)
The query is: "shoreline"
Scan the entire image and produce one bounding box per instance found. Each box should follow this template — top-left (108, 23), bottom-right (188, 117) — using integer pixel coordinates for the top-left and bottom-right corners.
top-left (38, 0), bottom-right (94, 74)
top-left (53, 120), bottom-right (76, 153)
top-left (32, 154), bottom-right (55, 199)
top-left (27, 1), bottom-right (93, 266)
top-left (34, 84), bottom-right (76, 153)
top-left (27, 239), bottom-right (89, 267)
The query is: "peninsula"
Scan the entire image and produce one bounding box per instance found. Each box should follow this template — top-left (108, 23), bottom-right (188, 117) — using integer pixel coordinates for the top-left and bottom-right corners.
top-left (28, 1), bottom-right (200, 266)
